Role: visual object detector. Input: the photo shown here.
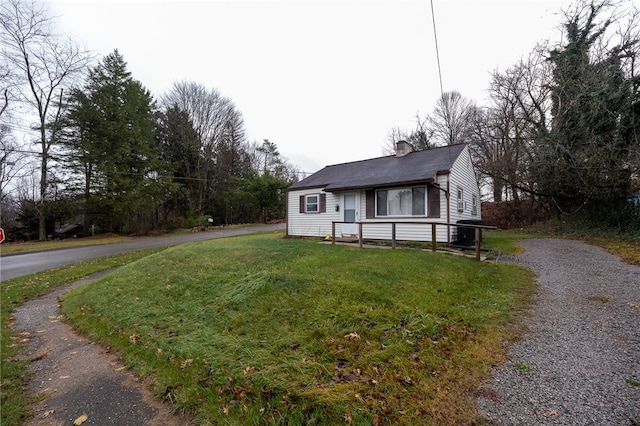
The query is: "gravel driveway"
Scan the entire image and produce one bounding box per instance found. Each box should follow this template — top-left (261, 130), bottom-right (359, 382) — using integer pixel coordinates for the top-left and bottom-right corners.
top-left (476, 238), bottom-right (640, 425)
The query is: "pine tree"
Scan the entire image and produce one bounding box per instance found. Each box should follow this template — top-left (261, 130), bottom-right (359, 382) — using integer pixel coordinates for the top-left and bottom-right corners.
top-left (64, 50), bottom-right (164, 233)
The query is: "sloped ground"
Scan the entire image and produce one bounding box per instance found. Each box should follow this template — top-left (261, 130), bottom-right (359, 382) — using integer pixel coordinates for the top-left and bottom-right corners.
top-left (12, 271), bottom-right (190, 426)
top-left (12, 237), bottom-right (638, 425)
top-left (476, 239), bottom-right (640, 425)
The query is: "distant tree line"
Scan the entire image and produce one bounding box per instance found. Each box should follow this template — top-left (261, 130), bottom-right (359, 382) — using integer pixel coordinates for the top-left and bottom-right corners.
top-left (388, 0), bottom-right (639, 231)
top-left (0, 1), bottom-right (297, 240)
top-left (2, 0), bottom-right (639, 239)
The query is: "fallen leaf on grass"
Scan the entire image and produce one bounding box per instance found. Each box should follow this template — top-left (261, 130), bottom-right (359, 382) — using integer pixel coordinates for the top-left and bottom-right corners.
top-left (29, 353), bottom-right (47, 362)
top-left (344, 332), bottom-right (360, 340)
top-left (73, 412), bottom-right (88, 425)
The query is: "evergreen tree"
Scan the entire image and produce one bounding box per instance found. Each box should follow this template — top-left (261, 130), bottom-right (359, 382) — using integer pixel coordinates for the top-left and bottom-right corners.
top-left (157, 105), bottom-right (201, 220)
top-left (64, 50), bottom-right (165, 234)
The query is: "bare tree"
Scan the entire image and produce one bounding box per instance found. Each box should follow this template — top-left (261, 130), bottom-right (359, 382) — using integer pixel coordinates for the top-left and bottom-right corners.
top-left (161, 81), bottom-right (247, 215)
top-left (429, 91), bottom-right (475, 146)
top-left (1, 0), bottom-right (89, 239)
top-left (0, 128), bottom-right (31, 201)
top-left (383, 114), bottom-right (435, 155)
top-left (470, 45), bottom-right (553, 202)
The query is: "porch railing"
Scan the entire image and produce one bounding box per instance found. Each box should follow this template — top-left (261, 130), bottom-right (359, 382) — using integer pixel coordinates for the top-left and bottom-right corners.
top-left (331, 221), bottom-right (497, 261)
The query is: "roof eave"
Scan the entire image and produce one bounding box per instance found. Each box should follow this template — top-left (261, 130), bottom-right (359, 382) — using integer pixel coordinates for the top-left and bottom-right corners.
top-left (325, 177), bottom-right (436, 192)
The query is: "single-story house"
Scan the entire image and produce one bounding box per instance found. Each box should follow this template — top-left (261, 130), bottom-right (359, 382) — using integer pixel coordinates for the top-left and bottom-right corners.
top-left (286, 141), bottom-right (481, 244)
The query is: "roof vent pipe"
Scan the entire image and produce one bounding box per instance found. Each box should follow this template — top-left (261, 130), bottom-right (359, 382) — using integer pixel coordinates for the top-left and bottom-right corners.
top-left (395, 140), bottom-right (414, 157)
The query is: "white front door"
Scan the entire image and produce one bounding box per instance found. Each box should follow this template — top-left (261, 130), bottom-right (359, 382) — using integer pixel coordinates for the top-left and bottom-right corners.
top-left (341, 192), bottom-right (359, 236)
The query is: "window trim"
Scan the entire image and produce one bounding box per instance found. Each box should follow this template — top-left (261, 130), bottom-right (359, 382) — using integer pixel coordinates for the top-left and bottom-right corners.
top-left (305, 194), bottom-right (319, 213)
top-left (471, 194), bottom-right (478, 216)
top-left (299, 193), bottom-right (326, 214)
top-left (457, 187), bottom-right (464, 212)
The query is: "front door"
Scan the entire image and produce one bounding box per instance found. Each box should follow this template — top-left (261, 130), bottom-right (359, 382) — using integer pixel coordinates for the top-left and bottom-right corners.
top-left (341, 192), bottom-right (359, 237)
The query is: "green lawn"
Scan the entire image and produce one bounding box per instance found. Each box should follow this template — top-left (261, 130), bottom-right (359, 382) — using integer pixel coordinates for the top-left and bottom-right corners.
top-left (60, 232), bottom-right (534, 425)
top-left (0, 248), bottom-right (166, 425)
top-left (3, 229), bottom-right (638, 425)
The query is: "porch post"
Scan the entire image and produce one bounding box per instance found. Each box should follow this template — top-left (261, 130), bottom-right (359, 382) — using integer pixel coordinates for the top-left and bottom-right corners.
top-left (431, 223), bottom-right (437, 252)
top-left (332, 222), bottom-right (336, 245)
top-left (392, 223), bottom-right (396, 249)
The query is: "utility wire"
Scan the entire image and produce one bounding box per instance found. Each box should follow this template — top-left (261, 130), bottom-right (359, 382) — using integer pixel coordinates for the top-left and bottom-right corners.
top-left (430, 0), bottom-right (444, 97)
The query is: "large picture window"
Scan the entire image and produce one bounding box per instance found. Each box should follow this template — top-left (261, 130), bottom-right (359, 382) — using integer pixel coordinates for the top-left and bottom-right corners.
top-left (376, 187), bottom-right (425, 216)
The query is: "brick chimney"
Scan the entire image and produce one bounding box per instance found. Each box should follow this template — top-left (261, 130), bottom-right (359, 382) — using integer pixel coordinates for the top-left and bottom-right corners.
top-left (395, 140), bottom-right (413, 157)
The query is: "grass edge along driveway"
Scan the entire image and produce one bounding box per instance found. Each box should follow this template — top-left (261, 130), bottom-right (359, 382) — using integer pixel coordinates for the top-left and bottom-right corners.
top-left (0, 248), bottom-right (167, 426)
top-left (58, 232), bottom-right (534, 425)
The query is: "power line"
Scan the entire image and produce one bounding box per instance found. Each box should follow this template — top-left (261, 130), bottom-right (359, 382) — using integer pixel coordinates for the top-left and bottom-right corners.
top-left (430, 0), bottom-right (444, 97)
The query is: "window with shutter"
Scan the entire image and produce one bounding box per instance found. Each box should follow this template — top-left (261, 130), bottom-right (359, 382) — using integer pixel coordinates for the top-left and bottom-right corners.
top-left (300, 193), bottom-right (323, 213)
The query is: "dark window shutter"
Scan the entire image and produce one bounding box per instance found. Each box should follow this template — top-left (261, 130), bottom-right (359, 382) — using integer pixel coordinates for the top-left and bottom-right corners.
top-left (366, 190), bottom-right (375, 219)
top-left (319, 193), bottom-right (326, 213)
top-left (299, 195), bottom-right (305, 213)
top-left (428, 185), bottom-right (441, 218)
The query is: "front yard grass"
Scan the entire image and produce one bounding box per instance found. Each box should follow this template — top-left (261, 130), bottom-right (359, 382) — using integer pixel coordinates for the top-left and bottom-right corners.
top-left (61, 232), bottom-right (535, 425)
top-left (0, 248), bottom-right (166, 425)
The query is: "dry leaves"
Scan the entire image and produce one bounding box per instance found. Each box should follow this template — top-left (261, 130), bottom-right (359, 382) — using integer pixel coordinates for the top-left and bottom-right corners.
top-left (73, 412), bottom-right (88, 425)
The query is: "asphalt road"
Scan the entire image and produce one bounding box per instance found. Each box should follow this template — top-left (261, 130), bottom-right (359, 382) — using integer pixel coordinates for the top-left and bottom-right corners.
top-left (0, 223), bottom-right (285, 280)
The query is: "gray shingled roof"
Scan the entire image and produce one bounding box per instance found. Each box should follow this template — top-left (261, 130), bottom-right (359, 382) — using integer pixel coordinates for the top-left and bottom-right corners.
top-left (290, 143), bottom-right (467, 192)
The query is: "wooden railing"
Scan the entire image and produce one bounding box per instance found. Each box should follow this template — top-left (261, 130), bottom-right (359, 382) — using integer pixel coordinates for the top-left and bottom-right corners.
top-left (331, 221), bottom-right (497, 260)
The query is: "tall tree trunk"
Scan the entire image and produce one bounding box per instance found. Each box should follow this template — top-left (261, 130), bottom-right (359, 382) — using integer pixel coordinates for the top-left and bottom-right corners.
top-left (38, 127), bottom-right (47, 240)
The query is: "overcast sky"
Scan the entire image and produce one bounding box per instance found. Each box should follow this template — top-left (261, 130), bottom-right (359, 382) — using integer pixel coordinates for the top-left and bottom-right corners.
top-left (44, 0), bottom-right (581, 174)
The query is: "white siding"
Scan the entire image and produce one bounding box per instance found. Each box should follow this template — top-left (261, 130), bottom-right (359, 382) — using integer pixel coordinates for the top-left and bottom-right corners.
top-left (286, 145), bottom-right (481, 244)
top-left (287, 188), bottom-right (339, 237)
top-left (359, 180), bottom-right (450, 243)
top-left (448, 145), bottom-right (482, 243)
